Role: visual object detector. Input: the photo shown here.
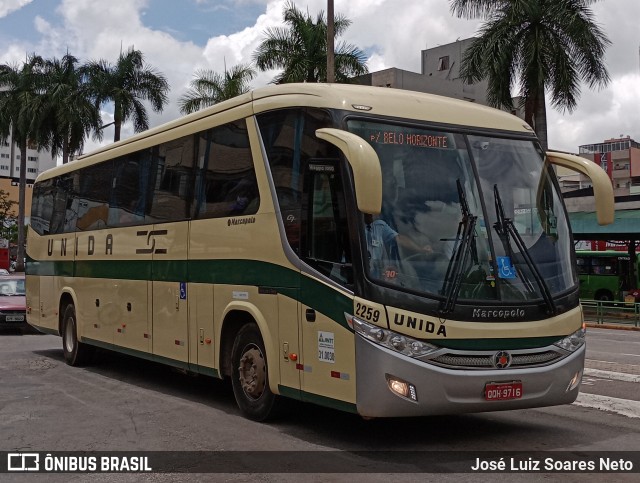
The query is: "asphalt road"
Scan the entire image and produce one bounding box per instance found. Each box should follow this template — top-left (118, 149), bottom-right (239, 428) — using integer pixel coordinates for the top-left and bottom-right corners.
top-left (0, 327), bottom-right (638, 482)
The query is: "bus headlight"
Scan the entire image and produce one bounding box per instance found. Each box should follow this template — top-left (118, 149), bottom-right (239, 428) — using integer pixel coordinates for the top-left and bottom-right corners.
top-left (346, 313), bottom-right (439, 358)
top-left (553, 326), bottom-right (586, 353)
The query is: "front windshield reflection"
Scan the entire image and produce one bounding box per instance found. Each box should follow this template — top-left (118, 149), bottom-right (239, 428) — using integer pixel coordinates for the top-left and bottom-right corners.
top-left (348, 120), bottom-right (496, 301)
top-left (470, 136), bottom-right (576, 300)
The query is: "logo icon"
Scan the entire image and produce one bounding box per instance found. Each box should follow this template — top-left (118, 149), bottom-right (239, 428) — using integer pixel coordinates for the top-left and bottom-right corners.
top-left (8, 453), bottom-right (39, 471)
top-left (136, 230), bottom-right (168, 255)
top-left (493, 351), bottom-right (512, 369)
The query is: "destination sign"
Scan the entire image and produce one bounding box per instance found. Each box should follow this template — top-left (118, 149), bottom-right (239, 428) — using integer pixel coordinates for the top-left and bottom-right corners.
top-left (367, 130), bottom-right (449, 148)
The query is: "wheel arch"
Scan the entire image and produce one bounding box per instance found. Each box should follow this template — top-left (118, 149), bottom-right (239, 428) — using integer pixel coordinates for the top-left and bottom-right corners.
top-left (218, 302), bottom-right (277, 390)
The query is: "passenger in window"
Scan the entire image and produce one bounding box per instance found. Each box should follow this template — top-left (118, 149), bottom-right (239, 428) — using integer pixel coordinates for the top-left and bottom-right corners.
top-left (228, 178), bottom-right (258, 216)
top-left (364, 213), bottom-right (432, 281)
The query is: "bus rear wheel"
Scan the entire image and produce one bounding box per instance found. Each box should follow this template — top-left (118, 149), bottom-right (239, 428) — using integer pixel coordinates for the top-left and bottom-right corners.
top-left (231, 323), bottom-right (279, 421)
top-left (61, 303), bottom-right (94, 366)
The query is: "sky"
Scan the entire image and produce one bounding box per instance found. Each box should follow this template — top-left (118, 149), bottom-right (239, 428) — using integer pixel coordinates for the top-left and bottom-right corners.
top-left (0, 0), bottom-right (638, 157)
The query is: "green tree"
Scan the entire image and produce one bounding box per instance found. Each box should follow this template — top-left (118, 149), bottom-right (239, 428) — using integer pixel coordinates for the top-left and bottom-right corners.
top-left (0, 189), bottom-right (18, 243)
top-left (253, 0), bottom-right (368, 84)
top-left (179, 64), bottom-right (256, 115)
top-left (86, 47), bottom-right (169, 142)
top-left (450, 0), bottom-right (610, 150)
top-left (33, 54), bottom-right (103, 163)
top-left (0, 55), bottom-right (47, 272)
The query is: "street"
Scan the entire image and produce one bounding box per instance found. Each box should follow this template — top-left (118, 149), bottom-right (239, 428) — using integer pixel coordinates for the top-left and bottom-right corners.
top-left (0, 327), bottom-right (638, 481)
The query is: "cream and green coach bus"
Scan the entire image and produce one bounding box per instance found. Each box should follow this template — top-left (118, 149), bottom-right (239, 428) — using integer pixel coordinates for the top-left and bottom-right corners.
top-left (26, 83), bottom-right (613, 421)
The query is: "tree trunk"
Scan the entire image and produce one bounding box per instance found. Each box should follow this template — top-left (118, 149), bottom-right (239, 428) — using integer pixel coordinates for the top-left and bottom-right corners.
top-left (327, 0), bottom-right (335, 83)
top-left (62, 137), bottom-right (69, 164)
top-left (114, 102), bottom-right (122, 142)
top-left (16, 139), bottom-right (27, 273)
top-left (534, 92), bottom-right (548, 152)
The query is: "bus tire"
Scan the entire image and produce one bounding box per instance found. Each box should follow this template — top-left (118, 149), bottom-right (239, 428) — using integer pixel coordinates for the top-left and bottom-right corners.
top-left (595, 290), bottom-right (613, 302)
top-left (61, 303), bottom-right (94, 366)
top-left (231, 323), bottom-right (279, 421)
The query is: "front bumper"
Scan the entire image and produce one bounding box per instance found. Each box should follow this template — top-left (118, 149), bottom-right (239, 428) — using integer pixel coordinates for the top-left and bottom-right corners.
top-left (355, 335), bottom-right (584, 417)
top-left (0, 313), bottom-right (28, 330)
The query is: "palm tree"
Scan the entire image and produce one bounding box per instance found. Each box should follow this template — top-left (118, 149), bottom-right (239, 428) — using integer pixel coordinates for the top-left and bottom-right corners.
top-left (0, 55), bottom-right (47, 272)
top-left (450, 0), bottom-right (610, 150)
top-left (34, 54), bottom-right (103, 163)
top-left (85, 47), bottom-right (169, 142)
top-left (253, 0), bottom-right (368, 84)
top-left (178, 63), bottom-right (256, 115)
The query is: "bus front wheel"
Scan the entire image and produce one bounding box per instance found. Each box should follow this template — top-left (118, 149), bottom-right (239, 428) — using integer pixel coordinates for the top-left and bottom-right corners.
top-left (231, 323), bottom-right (278, 421)
top-left (61, 303), bottom-right (94, 366)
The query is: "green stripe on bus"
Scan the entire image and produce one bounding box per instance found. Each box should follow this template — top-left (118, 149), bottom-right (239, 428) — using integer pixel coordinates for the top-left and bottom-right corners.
top-left (83, 337), bottom-right (220, 377)
top-left (278, 385), bottom-right (358, 414)
top-left (28, 258), bottom-right (353, 330)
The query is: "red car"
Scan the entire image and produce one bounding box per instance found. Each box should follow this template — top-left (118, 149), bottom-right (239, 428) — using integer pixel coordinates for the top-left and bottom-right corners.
top-left (0, 274), bottom-right (28, 332)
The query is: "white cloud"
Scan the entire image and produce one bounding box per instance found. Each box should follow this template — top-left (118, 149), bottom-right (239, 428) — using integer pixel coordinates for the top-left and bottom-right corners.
top-left (3, 0), bottom-right (638, 156)
top-left (0, 0), bottom-right (32, 18)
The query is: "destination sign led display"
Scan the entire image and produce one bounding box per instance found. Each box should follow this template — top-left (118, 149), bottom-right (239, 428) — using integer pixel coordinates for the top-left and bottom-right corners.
top-left (366, 130), bottom-right (450, 148)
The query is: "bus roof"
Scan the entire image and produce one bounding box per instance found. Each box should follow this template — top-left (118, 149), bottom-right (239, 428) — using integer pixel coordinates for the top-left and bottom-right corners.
top-left (36, 83), bottom-right (535, 182)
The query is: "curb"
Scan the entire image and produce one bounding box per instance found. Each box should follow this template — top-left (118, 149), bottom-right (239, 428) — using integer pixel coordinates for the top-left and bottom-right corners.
top-left (585, 322), bottom-right (640, 331)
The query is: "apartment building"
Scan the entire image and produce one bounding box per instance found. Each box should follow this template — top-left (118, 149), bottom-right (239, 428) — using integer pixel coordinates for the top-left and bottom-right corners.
top-left (0, 136), bottom-right (56, 222)
top-left (578, 136), bottom-right (640, 197)
top-left (356, 38), bottom-right (525, 119)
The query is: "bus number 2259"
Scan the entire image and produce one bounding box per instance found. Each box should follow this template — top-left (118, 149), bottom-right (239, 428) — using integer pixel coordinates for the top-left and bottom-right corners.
top-left (355, 303), bottom-right (380, 323)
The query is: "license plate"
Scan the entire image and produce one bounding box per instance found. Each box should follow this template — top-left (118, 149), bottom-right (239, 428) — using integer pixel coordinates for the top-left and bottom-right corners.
top-left (484, 381), bottom-right (523, 401)
top-left (6, 315), bottom-right (25, 322)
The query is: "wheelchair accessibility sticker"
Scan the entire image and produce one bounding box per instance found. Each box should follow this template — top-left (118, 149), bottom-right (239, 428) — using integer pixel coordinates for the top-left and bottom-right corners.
top-left (179, 282), bottom-right (187, 300)
top-left (497, 256), bottom-right (516, 279)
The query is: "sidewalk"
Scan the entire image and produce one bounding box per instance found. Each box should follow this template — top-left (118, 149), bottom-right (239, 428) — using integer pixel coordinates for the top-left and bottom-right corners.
top-left (585, 321), bottom-right (640, 331)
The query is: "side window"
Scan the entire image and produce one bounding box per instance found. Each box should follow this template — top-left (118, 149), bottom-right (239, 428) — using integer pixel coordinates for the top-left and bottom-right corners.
top-left (149, 135), bottom-right (195, 222)
top-left (75, 161), bottom-right (113, 231)
top-left (110, 150), bottom-right (153, 227)
top-left (195, 119), bottom-right (259, 219)
top-left (591, 257), bottom-right (616, 275)
top-left (257, 108), bottom-right (337, 253)
top-left (576, 258), bottom-right (589, 275)
top-left (302, 162), bottom-right (352, 287)
top-left (30, 180), bottom-right (54, 235)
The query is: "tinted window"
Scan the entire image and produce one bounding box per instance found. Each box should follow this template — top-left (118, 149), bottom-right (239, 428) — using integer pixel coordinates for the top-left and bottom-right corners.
top-left (257, 108), bottom-right (336, 253)
top-left (148, 135), bottom-right (196, 222)
top-left (75, 161), bottom-right (113, 231)
top-left (109, 151), bottom-right (153, 227)
top-left (194, 119), bottom-right (259, 219)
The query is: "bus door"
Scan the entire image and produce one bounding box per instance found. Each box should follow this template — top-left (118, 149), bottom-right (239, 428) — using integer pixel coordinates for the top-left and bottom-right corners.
top-left (151, 222), bottom-right (190, 365)
top-left (299, 160), bottom-right (356, 405)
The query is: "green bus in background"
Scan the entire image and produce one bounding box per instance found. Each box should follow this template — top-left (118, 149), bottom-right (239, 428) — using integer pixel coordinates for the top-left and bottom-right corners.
top-left (575, 250), bottom-right (640, 301)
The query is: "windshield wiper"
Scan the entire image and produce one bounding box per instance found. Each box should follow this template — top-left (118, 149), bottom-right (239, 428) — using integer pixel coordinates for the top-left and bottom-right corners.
top-left (440, 179), bottom-right (477, 314)
top-left (493, 185), bottom-right (556, 315)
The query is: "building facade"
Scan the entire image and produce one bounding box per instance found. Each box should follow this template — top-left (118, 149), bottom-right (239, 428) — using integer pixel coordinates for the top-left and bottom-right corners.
top-left (578, 136), bottom-right (640, 197)
top-left (356, 38), bottom-right (525, 119)
top-left (0, 135), bottom-right (56, 223)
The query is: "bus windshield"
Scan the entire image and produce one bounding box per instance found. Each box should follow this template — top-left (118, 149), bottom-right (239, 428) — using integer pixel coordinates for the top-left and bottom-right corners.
top-left (346, 120), bottom-right (576, 304)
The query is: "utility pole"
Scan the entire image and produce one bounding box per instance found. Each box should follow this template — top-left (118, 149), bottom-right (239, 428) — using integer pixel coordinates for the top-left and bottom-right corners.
top-left (327, 0), bottom-right (335, 83)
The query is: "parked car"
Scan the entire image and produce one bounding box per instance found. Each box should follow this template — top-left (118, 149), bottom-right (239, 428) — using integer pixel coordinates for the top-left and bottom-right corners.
top-left (0, 274), bottom-right (29, 333)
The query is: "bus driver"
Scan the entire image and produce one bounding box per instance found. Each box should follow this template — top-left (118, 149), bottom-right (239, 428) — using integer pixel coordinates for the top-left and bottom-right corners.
top-left (364, 213), bottom-right (433, 281)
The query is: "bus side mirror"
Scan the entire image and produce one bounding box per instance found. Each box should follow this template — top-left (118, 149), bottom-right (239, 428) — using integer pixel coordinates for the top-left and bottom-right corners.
top-left (316, 128), bottom-right (382, 215)
top-left (546, 151), bottom-right (614, 225)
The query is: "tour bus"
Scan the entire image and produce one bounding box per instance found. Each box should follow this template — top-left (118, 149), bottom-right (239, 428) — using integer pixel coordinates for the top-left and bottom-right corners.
top-left (26, 83), bottom-right (614, 421)
top-left (575, 250), bottom-right (639, 301)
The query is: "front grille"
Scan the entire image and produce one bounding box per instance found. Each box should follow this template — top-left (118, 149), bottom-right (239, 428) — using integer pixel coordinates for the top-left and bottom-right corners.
top-left (428, 350), bottom-right (563, 370)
